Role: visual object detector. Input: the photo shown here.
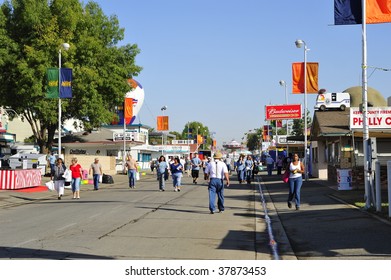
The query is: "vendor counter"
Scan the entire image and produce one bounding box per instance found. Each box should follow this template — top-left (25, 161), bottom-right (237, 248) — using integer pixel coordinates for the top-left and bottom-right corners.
top-left (0, 169), bottom-right (42, 190)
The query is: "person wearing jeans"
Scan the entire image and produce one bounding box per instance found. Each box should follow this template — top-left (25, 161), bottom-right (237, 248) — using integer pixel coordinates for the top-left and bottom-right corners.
top-left (89, 158), bottom-right (102, 190)
top-left (287, 153), bottom-right (305, 210)
top-left (236, 155), bottom-right (245, 183)
top-left (157, 155), bottom-right (169, 191)
top-left (205, 151), bottom-right (230, 214)
top-left (170, 157), bottom-right (183, 192)
top-left (70, 157), bottom-right (82, 199)
top-left (125, 155), bottom-right (138, 189)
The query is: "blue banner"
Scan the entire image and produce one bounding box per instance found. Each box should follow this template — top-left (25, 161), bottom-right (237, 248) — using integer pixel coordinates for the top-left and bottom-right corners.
top-left (60, 68), bottom-right (72, 98)
top-left (334, 0), bottom-right (362, 25)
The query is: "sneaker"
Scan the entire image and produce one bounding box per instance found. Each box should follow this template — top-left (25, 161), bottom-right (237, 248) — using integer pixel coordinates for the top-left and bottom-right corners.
top-left (219, 210), bottom-right (224, 213)
top-left (288, 202), bottom-right (292, 208)
top-left (210, 211), bottom-right (215, 214)
top-left (58, 196), bottom-right (61, 200)
top-left (174, 188), bottom-right (178, 192)
top-left (296, 206), bottom-right (300, 210)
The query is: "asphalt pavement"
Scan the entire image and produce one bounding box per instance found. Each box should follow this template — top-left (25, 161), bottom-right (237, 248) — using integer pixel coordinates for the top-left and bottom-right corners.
top-left (1, 170), bottom-right (391, 259)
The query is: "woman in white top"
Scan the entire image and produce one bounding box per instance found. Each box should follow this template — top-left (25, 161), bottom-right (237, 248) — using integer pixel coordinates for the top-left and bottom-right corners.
top-left (287, 153), bottom-right (305, 210)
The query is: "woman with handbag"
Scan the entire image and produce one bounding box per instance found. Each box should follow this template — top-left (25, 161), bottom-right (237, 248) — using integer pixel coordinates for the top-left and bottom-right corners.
top-left (287, 153), bottom-right (305, 210)
top-left (51, 158), bottom-right (66, 200)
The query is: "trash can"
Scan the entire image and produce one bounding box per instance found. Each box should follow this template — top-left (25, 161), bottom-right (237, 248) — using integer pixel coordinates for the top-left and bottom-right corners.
top-left (337, 169), bottom-right (352, 190)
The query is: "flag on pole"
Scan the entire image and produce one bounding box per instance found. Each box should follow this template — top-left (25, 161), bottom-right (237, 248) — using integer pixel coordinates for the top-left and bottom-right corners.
top-left (334, 0), bottom-right (391, 25)
top-left (197, 134), bottom-right (203, 144)
top-left (124, 98), bottom-right (133, 125)
top-left (157, 116), bottom-right (169, 131)
top-left (46, 68), bottom-right (59, 98)
top-left (59, 68), bottom-right (72, 98)
top-left (292, 62), bottom-right (319, 93)
top-left (271, 120), bottom-right (282, 128)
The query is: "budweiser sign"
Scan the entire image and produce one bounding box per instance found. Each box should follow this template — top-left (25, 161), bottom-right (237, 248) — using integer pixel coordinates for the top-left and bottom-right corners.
top-left (265, 104), bottom-right (302, 120)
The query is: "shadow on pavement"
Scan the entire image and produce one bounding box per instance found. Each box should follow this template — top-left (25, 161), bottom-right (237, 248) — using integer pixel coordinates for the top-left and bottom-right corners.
top-left (0, 246), bottom-right (113, 260)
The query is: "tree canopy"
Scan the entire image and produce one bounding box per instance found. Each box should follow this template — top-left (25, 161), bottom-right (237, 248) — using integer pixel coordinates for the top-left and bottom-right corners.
top-left (0, 0), bottom-right (142, 151)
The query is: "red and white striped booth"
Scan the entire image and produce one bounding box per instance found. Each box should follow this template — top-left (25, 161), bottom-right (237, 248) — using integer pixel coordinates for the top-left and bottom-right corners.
top-left (0, 169), bottom-right (42, 190)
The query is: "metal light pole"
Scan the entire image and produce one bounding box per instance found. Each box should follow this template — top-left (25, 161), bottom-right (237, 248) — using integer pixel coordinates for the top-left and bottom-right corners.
top-left (279, 80), bottom-right (288, 104)
top-left (279, 80), bottom-right (289, 155)
top-left (161, 106), bottom-right (167, 155)
top-left (58, 43), bottom-right (70, 159)
top-left (295, 39), bottom-right (309, 181)
top-left (196, 126), bottom-right (200, 153)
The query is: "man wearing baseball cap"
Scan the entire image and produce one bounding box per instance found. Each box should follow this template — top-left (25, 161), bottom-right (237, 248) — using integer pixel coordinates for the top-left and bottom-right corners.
top-left (204, 151), bottom-right (230, 214)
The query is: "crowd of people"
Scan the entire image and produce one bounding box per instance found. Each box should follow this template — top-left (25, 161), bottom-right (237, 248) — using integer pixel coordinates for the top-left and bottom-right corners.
top-left (47, 151), bottom-right (304, 213)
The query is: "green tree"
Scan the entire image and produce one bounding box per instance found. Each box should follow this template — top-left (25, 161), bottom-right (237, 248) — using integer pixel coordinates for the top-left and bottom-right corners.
top-left (169, 131), bottom-right (183, 140)
top-left (246, 129), bottom-right (261, 151)
top-left (182, 121), bottom-right (212, 149)
top-left (291, 109), bottom-right (312, 136)
top-left (0, 0), bottom-right (142, 151)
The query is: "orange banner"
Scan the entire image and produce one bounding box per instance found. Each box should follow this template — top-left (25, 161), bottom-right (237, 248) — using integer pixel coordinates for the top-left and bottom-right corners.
top-left (157, 116), bottom-right (169, 131)
top-left (367, 0), bottom-right (391, 24)
top-left (124, 98), bottom-right (133, 124)
top-left (197, 134), bottom-right (203, 144)
top-left (292, 62), bottom-right (319, 93)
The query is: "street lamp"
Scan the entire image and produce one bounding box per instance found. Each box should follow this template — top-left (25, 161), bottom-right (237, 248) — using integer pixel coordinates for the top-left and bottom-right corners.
top-left (161, 106), bottom-right (167, 154)
top-left (295, 39), bottom-right (309, 181)
top-left (0, 107), bottom-right (21, 132)
top-left (279, 80), bottom-right (289, 154)
top-left (58, 42), bottom-right (70, 159)
top-left (279, 80), bottom-right (288, 104)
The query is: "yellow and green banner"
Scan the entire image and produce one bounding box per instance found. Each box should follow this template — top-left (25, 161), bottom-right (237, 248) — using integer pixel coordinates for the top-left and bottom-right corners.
top-left (46, 68), bottom-right (59, 98)
top-left (46, 68), bottom-right (73, 98)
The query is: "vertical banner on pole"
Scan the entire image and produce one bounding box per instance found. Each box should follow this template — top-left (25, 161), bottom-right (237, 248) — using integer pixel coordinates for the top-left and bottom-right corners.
top-left (292, 62), bottom-right (319, 93)
top-left (124, 98), bottom-right (134, 125)
top-left (59, 68), bottom-right (73, 98)
top-left (46, 68), bottom-right (59, 98)
top-left (157, 116), bottom-right (169, 131)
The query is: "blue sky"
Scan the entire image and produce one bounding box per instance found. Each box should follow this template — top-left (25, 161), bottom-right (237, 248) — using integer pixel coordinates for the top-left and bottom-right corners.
top-left (93, 0), bottom-right (391, 146)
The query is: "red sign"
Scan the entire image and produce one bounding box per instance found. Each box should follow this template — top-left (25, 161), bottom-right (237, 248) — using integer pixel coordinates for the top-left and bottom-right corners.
top-left (265, 104), bottom-right (302, 120)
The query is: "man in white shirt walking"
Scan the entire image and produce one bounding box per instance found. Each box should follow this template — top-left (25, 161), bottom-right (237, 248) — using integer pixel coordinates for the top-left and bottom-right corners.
top-left (204, 151), bottom-right (230, 214)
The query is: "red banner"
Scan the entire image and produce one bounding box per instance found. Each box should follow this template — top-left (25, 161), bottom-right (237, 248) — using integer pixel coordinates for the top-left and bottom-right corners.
top-left (265, 104), bottom-right (302, 120)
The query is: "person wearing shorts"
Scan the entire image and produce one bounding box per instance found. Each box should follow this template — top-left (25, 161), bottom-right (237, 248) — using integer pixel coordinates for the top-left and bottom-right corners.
top-left (191, 152), bottom-right (202, 184)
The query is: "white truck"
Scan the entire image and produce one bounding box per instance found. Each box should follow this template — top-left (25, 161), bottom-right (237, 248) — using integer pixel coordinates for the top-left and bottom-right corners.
top-left (314, 92), bottom-right (351, 111)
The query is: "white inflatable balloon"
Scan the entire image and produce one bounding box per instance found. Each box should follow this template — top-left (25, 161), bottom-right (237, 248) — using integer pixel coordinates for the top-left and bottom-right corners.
top-left (125, 79), bottom-right (145, 124)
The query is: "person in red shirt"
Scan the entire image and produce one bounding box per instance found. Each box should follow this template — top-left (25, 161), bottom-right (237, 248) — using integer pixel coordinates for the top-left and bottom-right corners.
top-left (70, 157), bottom-right (83, 199)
